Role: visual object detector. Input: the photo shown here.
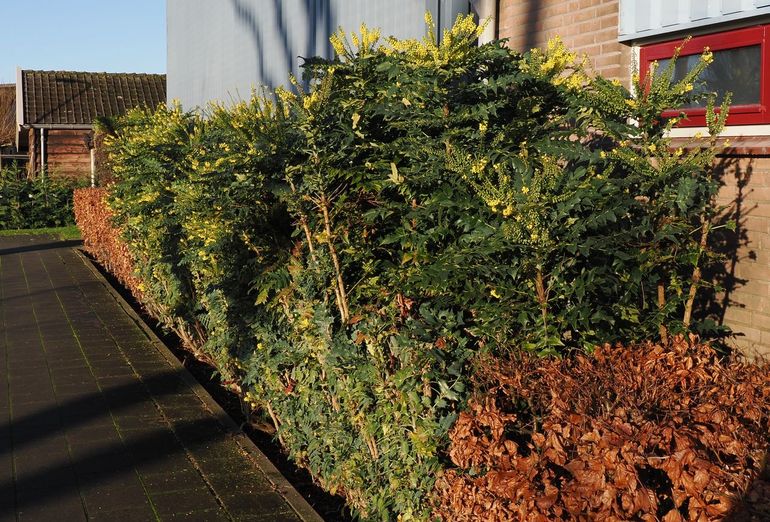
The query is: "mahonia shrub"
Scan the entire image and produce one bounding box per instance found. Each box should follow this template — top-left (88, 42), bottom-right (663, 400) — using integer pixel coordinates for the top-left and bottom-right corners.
top-left (94, 15), bottom-right (746, 520)
top-left (434, 337), bottom-right (770, 521)
top-left (103, 106), bottom-right (208, 354)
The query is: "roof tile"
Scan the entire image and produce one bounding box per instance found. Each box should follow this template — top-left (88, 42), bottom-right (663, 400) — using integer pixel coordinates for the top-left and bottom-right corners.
top-left (21, 70), bottom-right (166, 126)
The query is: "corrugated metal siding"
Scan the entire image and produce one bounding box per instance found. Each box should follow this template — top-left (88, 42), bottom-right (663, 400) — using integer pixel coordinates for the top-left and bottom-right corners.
top-left (167, 0), bottom-right (469, 110)
top-left (619, 0), bottom-right (770, 42)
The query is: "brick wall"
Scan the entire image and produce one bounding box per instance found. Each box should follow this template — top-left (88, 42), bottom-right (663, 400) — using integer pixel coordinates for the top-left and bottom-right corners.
top-left (714, 154), bottom-right (770, 358)
top-left (498, 0), bottom-right (632, 85)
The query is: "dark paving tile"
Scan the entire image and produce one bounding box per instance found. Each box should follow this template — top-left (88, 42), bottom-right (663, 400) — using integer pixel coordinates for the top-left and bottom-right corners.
top-left (154, 392), bottom-right (203, 409)
top-left (9, 417), bottom-right (62, 442)
top-left (220, 491), bottom-right (296, 519)
top-left (163, 508), bottom-right (230, 521)
top-left (236, 511), bottom-right (303, 522)
top-left (90, 365), bottom-right (136, 379)
top-left (44, 358), bottom-right (92, 370)
top-left (173, 419), bottom-right (228, 447)
top-left (102, 389), bottom-right (154, 410)
top-left (15, 493), bottom-right (87, 522)
top-left (54, 382), bottom-right (102, 397)
top-left (0, 240), bottom-right (309, 522)
top-left (14, 452), bottom-right (74, 481)
top-left (205, 470), bottom-right (271, 496)
top-left (63, 418), bottom-right (119, 437)
top-left (0, 493), bottom-right (14, 522)
top-left (0, 455), bottom-right (14, 486)
top-left (8, 400), bottom-right (53, 419)
top-left (87, 505), bottom-right (158, 521)
top-left (163, 407), bottom-right (215, 423)
top-left (96, 375), bottom-right (142, 391)
top-left (49, 366), bottom-right (93, 379)
top-left (114, 413), bottom-right (168, 432)
top-left (187, 440), bottom-right (248, 465)
top-left (15, 478), bottom-right (80, 508)
top-left (60, 413), bottom-right (115, 432)
top-left (141, 468), bottom-right (209, 494)
top-left (70, 445), bottom-right (136, 478)
top-left (132, 449), bottom-right (194, 476)
top-left (114, 401), bottom-right (163, 419)
top-left (144, 376), bottom-right (195, 396)
top-left (149, 487), bottom-right (222, 515)
top-left (194, 455), bottom-right (257, 477)
top-left (58, 395), bottom-right (111, 418)
top-left (9, 387), bottom-right (56, 404)
top-left (122, 429), bottom-right (186, 463)
top-left (82, 483), bottom-right (153, 515)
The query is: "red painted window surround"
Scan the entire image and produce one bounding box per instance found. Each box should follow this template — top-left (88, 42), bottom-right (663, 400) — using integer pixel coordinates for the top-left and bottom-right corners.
top-left (639, 25), bottom-right (770, 127)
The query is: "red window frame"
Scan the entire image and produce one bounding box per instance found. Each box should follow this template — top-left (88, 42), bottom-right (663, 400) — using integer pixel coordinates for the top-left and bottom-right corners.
top-left (639, 25), bottom-right (770, 127)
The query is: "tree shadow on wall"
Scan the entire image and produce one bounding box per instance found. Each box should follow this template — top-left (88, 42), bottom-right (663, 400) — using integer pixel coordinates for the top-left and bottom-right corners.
top-left (228, 0), bottom-right (333, 92)
top-left (694, 154), bottom-right (757, 350)
top-left (524, 0), bottom-right (542, 50)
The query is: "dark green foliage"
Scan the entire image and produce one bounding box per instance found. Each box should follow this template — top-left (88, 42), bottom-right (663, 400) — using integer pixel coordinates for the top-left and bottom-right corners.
top-left (101, 17), bottom-right (728, 520)
top-left (0, 168), bottom-right (83, 230)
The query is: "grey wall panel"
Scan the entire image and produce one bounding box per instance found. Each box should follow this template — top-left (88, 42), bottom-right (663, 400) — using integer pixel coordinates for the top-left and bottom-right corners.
top-left (167, 0), bottom-right (468, 110)
top-left (619, 0), bottom-right (770, 43)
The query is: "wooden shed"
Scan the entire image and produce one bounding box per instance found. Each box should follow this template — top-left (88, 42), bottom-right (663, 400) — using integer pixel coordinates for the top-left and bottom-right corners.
top-left (15, 69), bottom-right (166, 180)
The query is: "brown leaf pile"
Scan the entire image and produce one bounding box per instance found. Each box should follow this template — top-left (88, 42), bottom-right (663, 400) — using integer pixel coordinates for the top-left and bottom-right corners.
top-left (73, 187), bottom-right (143, 297)
top-left (434, 336), bottom-right (770, 521)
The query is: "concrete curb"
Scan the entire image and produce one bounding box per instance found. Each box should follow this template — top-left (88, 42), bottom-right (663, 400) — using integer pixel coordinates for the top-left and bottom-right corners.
top-left (74, 248), bottom-right (325, 522)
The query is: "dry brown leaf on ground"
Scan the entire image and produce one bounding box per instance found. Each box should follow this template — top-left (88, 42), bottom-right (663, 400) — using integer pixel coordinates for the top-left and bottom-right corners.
top-left (433, 336), bottom-right (770, 521)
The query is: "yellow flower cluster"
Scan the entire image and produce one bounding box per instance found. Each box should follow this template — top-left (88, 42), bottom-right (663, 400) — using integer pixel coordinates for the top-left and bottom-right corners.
top-left (384, 13), bottom-right (482, 64)
top-left (539, 37), bottom-right (577, 75)
top-left (330, 23), bottom-right (382, 60)
top-left (470, 157), bottom-right (488, 174)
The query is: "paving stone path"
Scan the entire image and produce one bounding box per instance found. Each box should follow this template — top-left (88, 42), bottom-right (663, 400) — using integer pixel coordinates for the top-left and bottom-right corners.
top-left (0, 235), bottom-right (320, 521)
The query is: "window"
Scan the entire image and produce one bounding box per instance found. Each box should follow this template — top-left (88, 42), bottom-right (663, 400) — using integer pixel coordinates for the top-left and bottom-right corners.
top-left (639, 25), bottom-right (770, 127)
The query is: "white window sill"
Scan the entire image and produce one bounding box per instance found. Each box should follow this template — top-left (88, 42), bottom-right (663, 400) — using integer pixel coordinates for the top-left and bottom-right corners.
top-left (667, 125), bottom-right (770, 138)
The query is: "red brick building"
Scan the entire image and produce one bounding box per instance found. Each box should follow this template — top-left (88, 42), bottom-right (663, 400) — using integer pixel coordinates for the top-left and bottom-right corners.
top-left (486, 0), bottom-right (770, 357)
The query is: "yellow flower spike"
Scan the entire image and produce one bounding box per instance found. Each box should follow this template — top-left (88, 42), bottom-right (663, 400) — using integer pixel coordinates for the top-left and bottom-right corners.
top-left (470, 158), bottom-right (488, 174)
top-left (490, 288), bottom-right (502, 299)
top-left (330, 31), bottom-right (347, 58)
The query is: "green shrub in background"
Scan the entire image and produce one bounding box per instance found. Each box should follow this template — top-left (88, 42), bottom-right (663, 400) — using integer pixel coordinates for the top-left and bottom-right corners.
top-left (0, 168), bottom-right (83, 230)
top-left (101, 16), bottom-right (729, 520)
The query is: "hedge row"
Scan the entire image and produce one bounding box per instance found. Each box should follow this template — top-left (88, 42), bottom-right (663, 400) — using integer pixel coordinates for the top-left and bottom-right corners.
top-left (1, 168), bottom-right (83, 229)
top-left (73, 188), bottom-right (143, 296)
top-left (74, 17), bottom-right (757, 520)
